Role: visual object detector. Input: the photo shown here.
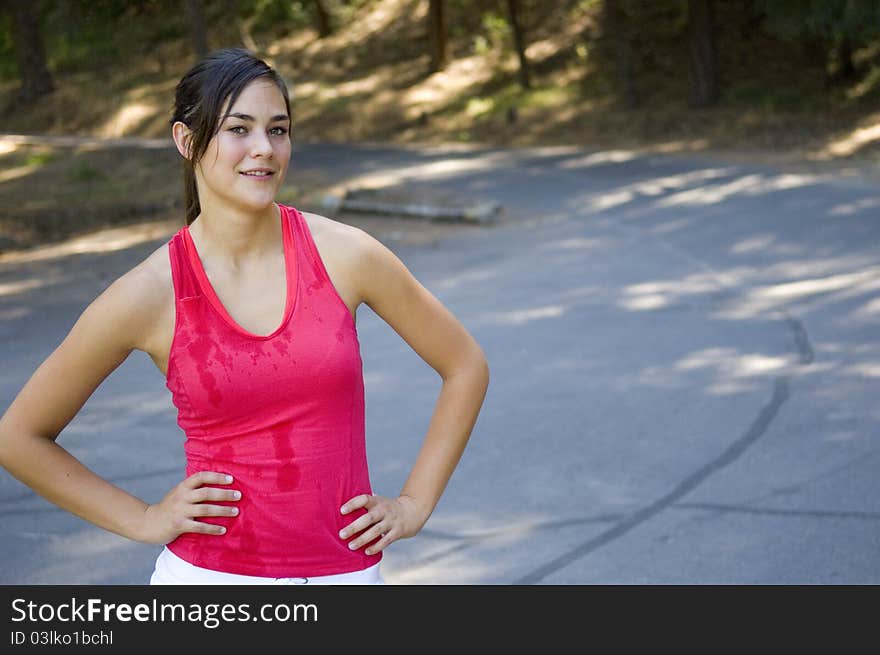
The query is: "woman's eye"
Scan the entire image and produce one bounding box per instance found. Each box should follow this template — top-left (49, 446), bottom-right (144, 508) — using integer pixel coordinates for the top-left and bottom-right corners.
top-left (270, 127), bottom-right (288, 136)
top-left (229, 126), bottom-right (246, 134)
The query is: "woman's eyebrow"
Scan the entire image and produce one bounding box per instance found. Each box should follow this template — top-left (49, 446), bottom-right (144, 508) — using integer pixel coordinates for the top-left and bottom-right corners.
top-left (226, 112), bottom-right (290, 122)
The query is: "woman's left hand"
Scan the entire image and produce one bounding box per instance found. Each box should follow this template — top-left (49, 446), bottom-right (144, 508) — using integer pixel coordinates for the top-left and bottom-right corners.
top-left (339, 494), bottom-right (425, 555)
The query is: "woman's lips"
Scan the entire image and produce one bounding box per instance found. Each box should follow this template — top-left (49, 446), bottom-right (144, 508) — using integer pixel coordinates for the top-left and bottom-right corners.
top-left (240, 170), bottom-right (275, 180)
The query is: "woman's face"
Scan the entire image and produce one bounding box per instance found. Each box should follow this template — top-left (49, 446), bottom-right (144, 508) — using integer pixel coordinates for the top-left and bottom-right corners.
top-left (195, 78), bottom-right (291, 214)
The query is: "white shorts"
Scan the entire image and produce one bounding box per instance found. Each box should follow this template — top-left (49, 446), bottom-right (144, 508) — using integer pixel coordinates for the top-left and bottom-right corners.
top-left (150, 547), bottom-right (385, 585)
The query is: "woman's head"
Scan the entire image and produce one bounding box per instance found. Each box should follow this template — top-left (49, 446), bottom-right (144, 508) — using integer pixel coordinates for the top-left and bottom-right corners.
top-left (170, 48), bottom-right (292, 224)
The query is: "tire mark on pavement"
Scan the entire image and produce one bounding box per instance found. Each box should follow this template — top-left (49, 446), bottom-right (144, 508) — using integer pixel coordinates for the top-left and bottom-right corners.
top-left (674, 502), bottom-right (880, 521)
top-left (513, 377), bottom-right (790, 584)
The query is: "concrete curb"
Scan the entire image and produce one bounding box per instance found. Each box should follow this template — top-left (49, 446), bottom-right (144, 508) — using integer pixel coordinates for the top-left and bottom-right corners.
top-left (321, 191), bottom-right (502, 224)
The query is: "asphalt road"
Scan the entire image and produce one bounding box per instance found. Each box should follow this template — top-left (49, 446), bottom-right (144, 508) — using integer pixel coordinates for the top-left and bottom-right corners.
top-left (0, 140), bottom-right (878, 584)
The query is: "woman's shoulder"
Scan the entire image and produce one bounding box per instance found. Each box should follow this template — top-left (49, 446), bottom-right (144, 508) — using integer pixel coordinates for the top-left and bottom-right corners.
top-left (300, 210), bottom-right (379, 264)
top-left (93, 239), bottom-right (175, 346)
top-left (300, 209), bottom-right (365, 242)
top-left (118, 240), bottom-right (174, 304)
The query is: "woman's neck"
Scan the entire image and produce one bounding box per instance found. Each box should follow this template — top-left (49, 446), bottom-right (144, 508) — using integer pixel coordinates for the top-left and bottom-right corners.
top-left (189, 201), bottom-right (281, 267)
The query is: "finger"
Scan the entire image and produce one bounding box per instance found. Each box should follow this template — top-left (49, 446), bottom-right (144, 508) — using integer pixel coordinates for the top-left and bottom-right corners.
top-left (183, 519), bottom-right (227, 536)
top-left (185, 472), bottom-right (233, 489)
top-left (339, 509), bottom-right (381, 540)
top-left (347, 521), bottom-right (387, 552)
top-left (191, 503), bottom-right (240, 518)
top-left (191, 487), bottom-right (242, 503)
top-left (340, 494), bottom-right (373, 515)
top-left (365, 530), bottom-right (393, 556)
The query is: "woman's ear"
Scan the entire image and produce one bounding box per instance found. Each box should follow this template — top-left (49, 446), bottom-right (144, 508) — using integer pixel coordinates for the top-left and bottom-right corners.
top-left (172, 121), bottom-right (193, 160)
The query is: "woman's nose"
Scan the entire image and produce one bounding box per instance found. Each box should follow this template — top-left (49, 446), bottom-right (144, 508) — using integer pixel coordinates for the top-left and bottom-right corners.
top-left (250, 131), bottom-right (274, 157)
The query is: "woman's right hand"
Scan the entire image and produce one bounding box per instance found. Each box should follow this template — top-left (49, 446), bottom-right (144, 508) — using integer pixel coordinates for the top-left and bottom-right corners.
top-left (140, 471), bottom-right (240, 544)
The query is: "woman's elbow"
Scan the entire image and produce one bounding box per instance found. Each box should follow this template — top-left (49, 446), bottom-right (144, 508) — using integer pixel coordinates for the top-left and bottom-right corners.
top-left (456, 346), bottom-right (490, 391)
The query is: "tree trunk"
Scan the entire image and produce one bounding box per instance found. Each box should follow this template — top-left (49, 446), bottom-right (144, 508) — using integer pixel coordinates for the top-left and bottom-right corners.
top-left (687, 0), bottom-right (719, 108)
top-left (313, 0), bottom-right (334, 37)
top-left (10, 0), bottom-right (54, 104)
top-left (834, 35), bottom-right (855, 79)
top-left (601, 0), bottom-right (639, 109)
top-left (185, 0), bottom-right (209, 59)
top-left (429, 0), bottom-right (448, 72)
top-left (505, 0), bottom-right (531, 90)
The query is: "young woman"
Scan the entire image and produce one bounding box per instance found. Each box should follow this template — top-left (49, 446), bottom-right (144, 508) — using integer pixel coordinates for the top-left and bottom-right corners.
top-left (0, 48), bottom-right (489, 585)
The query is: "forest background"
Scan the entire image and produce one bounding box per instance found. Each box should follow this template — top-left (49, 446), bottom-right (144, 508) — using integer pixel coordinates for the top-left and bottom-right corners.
top-left (1, 0), bottom-right (879, 251)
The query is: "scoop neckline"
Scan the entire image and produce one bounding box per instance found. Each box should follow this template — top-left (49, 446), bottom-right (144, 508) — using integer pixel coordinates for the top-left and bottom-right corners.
top-left (182, 204), bottom-right (298, 340)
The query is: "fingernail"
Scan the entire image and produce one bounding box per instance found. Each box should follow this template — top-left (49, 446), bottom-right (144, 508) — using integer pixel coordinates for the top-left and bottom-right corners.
top-left (233, 491), bottom-right (241, 499)
top-left (231, 508), bottom-right (239, 515)
top-left (338, 530), bottom-right (346, 538)
top-left (348, 542), bottom-right (356, 549)
top-left (219, 527), bottom-right (226, 534)
top-left (340, 506), bottom-right (346, 514)
top-left (225, 475), bottom-right (233, 483)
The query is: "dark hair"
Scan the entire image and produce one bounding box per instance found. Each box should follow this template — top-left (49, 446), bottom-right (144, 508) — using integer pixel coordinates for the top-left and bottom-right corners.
top-left (170, 48), bottom-right (291, 225)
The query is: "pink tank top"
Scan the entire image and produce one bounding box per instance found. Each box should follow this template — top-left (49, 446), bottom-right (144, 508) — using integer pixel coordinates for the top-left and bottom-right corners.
top-left (164, 203), bottom-right (380, 577)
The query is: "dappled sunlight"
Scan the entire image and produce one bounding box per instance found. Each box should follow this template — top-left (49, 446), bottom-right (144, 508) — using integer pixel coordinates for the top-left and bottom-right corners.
top-left (623, 347), bottom-right (837, 393)
top-left (829, 197), bottom-right (880, 216)
top-left (0, 276), bottom-right (59, 298)
top-left (299, 68), bottom-right (389, 102)
top-left (0, 219), bottom-right (178, 267)
top-left (726, 267), bottom-right (880, 318)
top-left (99, 102), bottom-right (158, 138)
top-left (557, 150), bottom-right (639, 169)
top-left (404, 55), bottom-right (493, 115)
top-left (622, 294), bottom-right (673, 311)
top-left (532, 356), bottom-right (589, 374)
top-left (760, 256), bottom-right (880, 283)
top-left (677, 350), bottom-right (791, 375)
top-left (0, 306), bottom-right (31, 321)
top-left (434, 267), bottom-right (496, 291)
top-left (852, 297), bottom-right (880, 321)
top-left (673, 348), bottom-right (796, 395)
top-left (620, 272), bottom-right (739, 312)
top-left (658, 172), bottom-right (824, 208)
top-left (0, 140), bottom-right (18, 155)
top-left (328, 151), bottom-right (513, 190)
top-left (538, 236), bottom-right (606, 252)
top-left (491, 304), bottom-right (567, 326)
top-left (620, 257), bottom-right (880, 321)
top-left (46, 529), bottom-right (132, 558)
top-left (362, 370), bottom-right (389, 389)
top-left (384, 513), bottom-right (548, 584)
top-left (844, 362), bottom-right (880, 378)
top-left (588, 167), bottom-right (735, 212)
top-left (731, 234), bottom-right (777, 255)
top-left (0, 163), bottom-right (40, 184)
top-left (824, 120), bottom-right (880, 158)
top-left (755, 269), bottom-right (880, 300)
top-left (386, 557), bottom-right (490, 585)
top-left (620, 365), bottom-right (689, 390)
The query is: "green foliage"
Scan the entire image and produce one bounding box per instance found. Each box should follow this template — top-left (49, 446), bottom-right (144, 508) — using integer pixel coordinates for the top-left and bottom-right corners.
top-left (0, 11), bottom-right (15, 80)
top-left (40, 1), bottom-right (184, 74)
top-left (25, 151), bottom-right (57, 166)
top-left (724, 79), bottom-right (822, 113)
top-left (241, 0), bottom-right (312, 36)
top-left (67, 162), bottom-right (106, 182)
top-left (475, 11), bottom-right (508, 55)
top-left (754, 0), bottom-right (880, 44)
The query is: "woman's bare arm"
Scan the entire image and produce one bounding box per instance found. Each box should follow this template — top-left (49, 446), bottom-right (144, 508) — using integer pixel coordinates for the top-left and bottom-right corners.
top-left (0, 251), bottom-right (238, 544)
top-left (337, 226), bottom-right (490, 553)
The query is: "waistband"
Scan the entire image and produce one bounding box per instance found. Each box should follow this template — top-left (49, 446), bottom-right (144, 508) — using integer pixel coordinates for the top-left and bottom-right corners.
top-left (151, 547), bottom-right (385, 585)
